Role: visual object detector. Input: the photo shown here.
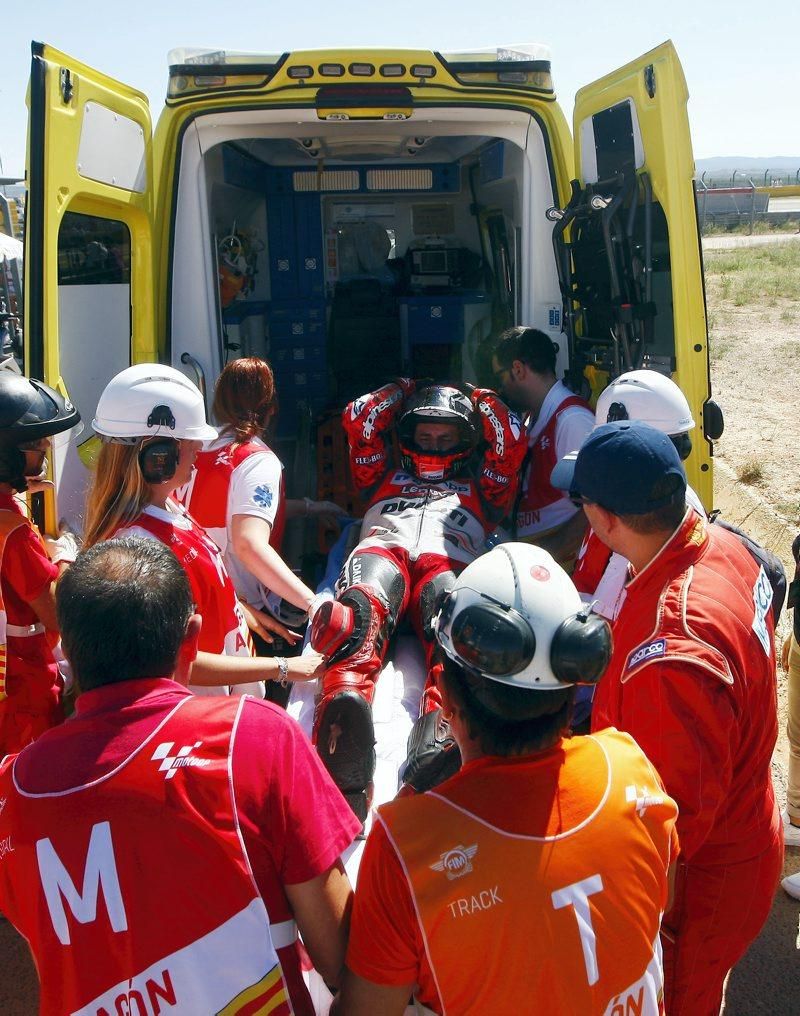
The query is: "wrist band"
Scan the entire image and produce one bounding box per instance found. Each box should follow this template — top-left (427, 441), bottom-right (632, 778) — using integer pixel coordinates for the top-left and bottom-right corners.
top-left (275, 657), bottom-right (289, 687)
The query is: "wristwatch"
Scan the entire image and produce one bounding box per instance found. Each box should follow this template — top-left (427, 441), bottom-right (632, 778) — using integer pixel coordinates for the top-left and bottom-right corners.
top-left (275, 657), bottom-right (289, 687)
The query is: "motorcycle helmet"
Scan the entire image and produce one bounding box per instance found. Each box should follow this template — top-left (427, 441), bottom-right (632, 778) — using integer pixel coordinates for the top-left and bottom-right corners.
top-left (0, 374), bottom-right (82, 490)
top-left (398, 385), bottom-right (480, 482)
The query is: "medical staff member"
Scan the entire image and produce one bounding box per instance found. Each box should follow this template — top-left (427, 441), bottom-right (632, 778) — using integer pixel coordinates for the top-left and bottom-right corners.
top-left (0, 373), bottom-right (81, 754)
top-left (571, 421), bottom-right (782, 1016)
top-left (554, 369), bottom-right (703, 622)
top-left (84, 364), bottom-right (323, 694)
top-left (0, 538), bottom-right (360, 1015)
top-left (180, 357), bottom-right (341, 647)
top-left (339, 543), bottom-right (679, 1015)
top-left (490, 326), bottom-right (593, 571)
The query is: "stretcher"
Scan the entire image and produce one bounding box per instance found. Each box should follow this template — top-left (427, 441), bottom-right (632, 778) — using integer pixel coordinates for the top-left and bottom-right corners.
top-left (288, 522), bottom-right (426, 1014)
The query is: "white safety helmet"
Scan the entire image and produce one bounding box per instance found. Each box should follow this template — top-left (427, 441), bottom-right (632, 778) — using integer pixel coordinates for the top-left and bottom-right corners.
top-left (595, 370), bottom-right (695, 436)
top-left (93, 364), bottom-right (217, 443)
top-left (433, 543), bottom-right (611, 690)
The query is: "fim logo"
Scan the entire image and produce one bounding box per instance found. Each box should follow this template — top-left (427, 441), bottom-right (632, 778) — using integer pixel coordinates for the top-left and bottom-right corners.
top-left (151, 741), bottom-right (211, 780)
top-left (430, 844), bottom-right (478, 880)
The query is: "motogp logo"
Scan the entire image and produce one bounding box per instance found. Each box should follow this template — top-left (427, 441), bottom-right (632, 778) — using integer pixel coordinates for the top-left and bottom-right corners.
top-left (151, 741), bottom-right (211, 780)
top-left (430, 844), bottom-right (478, 880)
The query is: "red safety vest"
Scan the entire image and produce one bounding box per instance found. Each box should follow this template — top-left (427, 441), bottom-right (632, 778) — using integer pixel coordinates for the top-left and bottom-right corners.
top-left (121, 506), bottom-right (251, 659)
top-left (0, 695), bottom-right (292, 1015)
top-left (187, 440), bottom-right (286, 555)
top-left (380, 730), bottom-right (676, 1015)
top-left (517, 394), bottom-right (590, 534)
top-left (0, 510), bottom-right (28, 700)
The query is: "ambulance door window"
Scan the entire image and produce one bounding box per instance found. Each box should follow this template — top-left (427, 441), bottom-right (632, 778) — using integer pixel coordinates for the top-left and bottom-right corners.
top-left (55, 211), bottom-right (132, 531)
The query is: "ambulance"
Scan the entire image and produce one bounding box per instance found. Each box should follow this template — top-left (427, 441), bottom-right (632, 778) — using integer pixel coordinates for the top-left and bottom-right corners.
top-left (23, 40), bottom-right (722, 539)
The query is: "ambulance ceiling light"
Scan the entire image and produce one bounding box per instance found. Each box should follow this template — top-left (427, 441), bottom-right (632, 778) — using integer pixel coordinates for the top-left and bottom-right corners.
top-left (320, 63), bottom-right (345, 77)
top-left (411, 65), bottom-right (436, 79)
top-left (349, 63), bottom-right (375, 76)
top-left (380, 64), bottom-right (406, 78)
top-left (288, 65), bottom-right (314, 79)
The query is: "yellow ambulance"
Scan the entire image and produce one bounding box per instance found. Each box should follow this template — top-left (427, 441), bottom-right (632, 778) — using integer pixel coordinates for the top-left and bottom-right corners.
top-left (24, 40), bottom-right (721, 535)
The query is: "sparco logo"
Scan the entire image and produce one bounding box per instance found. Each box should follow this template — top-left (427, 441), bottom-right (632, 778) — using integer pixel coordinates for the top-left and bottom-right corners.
top-left (430, 844), bottom-right (478, 880)
top-left (151, 741), bottom-right (212, 780)
top-left (478, 402), bottom-right (504, 456)
top-left (626, 638), bottom-right (667, 671)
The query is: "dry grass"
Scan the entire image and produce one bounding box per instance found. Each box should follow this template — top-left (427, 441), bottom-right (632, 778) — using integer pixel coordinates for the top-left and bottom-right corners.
top-left (704, 242), bottom-right (800, 305)
top-left (736, 456), bottom-right (764, 486)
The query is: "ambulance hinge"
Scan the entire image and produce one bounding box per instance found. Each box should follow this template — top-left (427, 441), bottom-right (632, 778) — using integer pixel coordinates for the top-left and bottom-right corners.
top-left (644, 64), bottom-right (656, 99)
top-left (59, 67), bottom-right (74, 105)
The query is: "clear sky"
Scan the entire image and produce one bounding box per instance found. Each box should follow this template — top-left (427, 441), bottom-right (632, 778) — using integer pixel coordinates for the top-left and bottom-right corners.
top-left (1, 0), bottom-right (798, 178)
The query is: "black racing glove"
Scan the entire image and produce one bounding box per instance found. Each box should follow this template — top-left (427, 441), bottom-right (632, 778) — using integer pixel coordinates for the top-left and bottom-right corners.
top-left (401, 708), bottom-right (462, 793)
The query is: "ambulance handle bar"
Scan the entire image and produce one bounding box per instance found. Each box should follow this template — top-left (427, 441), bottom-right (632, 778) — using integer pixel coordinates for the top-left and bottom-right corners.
top-left (180, 352), bottom-right (209, 412)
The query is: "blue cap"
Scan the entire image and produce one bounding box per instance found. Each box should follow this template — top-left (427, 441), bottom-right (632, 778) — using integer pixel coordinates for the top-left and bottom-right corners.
top-left (571, 421), bottom-right (687, 515)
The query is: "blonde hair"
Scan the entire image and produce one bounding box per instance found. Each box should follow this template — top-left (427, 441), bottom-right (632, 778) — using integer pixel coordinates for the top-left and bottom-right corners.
top-left (83, 441), bottom-right (153, 547)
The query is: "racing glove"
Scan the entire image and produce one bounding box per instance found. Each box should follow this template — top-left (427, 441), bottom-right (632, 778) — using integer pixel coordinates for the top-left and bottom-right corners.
top-left (344, 380), bottom-right (414, 491)
top-left (471, 389), bottom-right (528, 514)
top-left (401, 708), bottom-right (462, 793)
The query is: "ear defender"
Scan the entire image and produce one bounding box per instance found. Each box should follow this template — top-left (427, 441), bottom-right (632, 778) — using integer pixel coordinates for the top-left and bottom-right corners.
top-left (138, 438), bottom-right (180, 484)
top-left (550, 610), bottom-right (613, 686)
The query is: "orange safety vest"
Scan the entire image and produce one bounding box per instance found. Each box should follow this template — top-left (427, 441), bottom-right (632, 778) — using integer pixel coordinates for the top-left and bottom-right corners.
top-left (0, 509), bottom-right (31, 701)
top-left (379, 730), bottom-right (677, 1015)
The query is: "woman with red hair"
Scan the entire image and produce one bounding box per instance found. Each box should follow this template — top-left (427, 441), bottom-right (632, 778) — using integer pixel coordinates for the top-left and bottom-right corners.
top-left (182, 357), bottom-right (341, 649)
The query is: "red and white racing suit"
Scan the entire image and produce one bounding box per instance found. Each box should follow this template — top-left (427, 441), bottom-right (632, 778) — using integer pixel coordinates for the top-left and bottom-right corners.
top-left (591, 509), bottom-right (783, 1015)
top-left (314, 379), bottom-right (526, 719)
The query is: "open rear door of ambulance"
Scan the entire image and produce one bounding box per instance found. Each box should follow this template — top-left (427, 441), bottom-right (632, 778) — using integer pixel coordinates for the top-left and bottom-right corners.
top-left (25, 42), bottom-right (157, 534)
top-left (566, 41), bottom-right (718, 508)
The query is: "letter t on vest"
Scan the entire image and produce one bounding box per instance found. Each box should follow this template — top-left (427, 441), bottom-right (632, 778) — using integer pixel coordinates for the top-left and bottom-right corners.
top-left (36, 821), bottom-right (129, 945)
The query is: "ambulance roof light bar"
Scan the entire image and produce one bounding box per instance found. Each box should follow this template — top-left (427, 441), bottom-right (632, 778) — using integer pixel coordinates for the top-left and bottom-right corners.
top-left (439, 43), bottom-right (551, 64)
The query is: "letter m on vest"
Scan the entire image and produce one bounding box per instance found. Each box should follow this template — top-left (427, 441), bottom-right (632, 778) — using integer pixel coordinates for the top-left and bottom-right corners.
top-left (36, 821), bottom-right (128, 945)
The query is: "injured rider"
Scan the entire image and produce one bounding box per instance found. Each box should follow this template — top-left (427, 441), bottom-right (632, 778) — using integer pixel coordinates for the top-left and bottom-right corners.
top-left (310, 379), bottom-right (527, 818)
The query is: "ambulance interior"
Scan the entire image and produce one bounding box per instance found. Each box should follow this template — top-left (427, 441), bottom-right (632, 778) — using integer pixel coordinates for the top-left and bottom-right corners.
top-left (196, 131), bottom-right (528, 428)
top-left (167, 114), bottom-right (552, 531)
top-left (161, 102), bottom-right (680, 567)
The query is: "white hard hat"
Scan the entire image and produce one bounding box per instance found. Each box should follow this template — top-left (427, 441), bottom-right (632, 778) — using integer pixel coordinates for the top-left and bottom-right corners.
top-left (551, 369), bottom-right (695, 491)
top-left (93, 364), bottom-right (217, 442)
top-left (433, 543), bottom-right (611, 690)
top-left (595, 370), bottom-right (695, 435)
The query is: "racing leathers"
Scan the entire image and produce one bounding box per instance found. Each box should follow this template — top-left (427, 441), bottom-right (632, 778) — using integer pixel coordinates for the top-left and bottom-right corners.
top-left (310, 380), bottom-right (526, 814)
top-left (591, 508), bottom-right (783, 1015)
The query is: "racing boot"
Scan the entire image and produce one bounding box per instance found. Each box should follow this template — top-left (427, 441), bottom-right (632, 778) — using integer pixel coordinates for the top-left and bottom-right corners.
top-left (311, 585), bottom-right (390, 822)
top-left (402, 663), bottom-right (462, 793)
